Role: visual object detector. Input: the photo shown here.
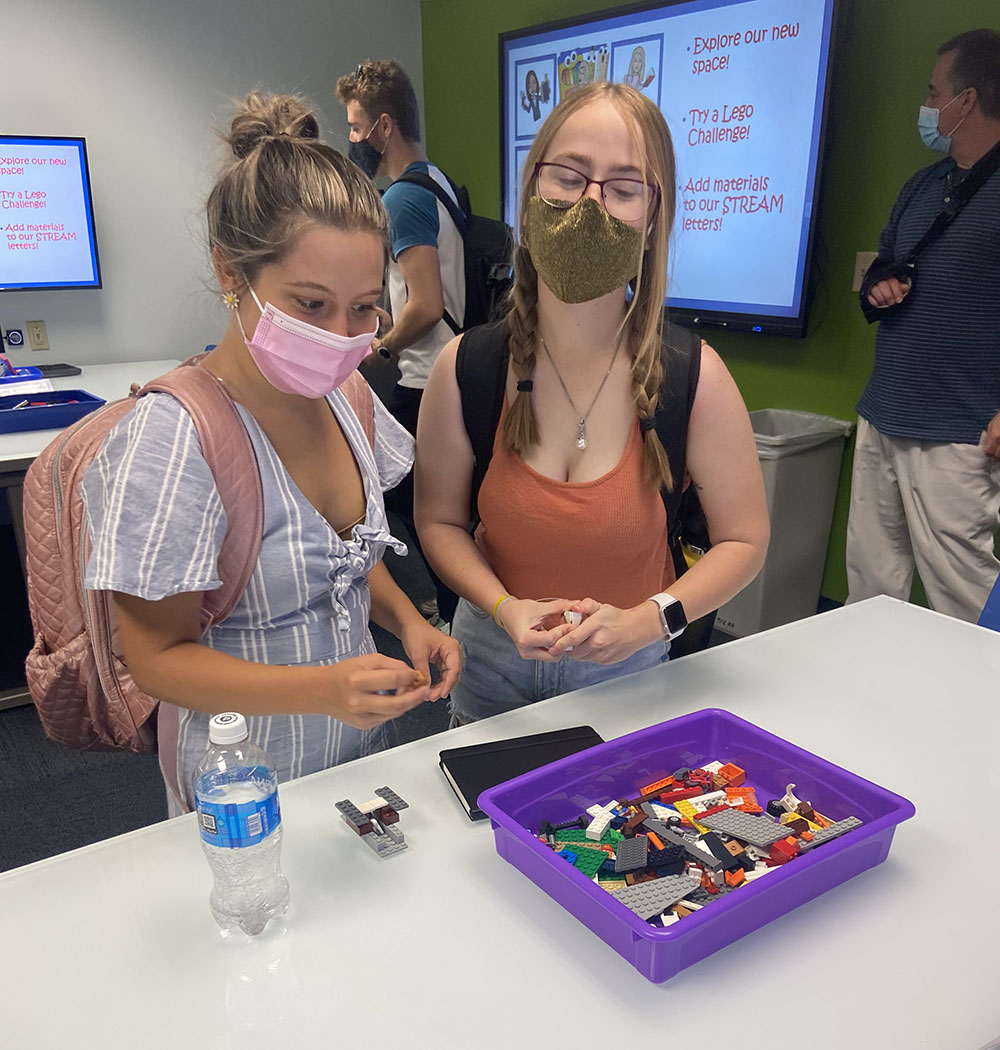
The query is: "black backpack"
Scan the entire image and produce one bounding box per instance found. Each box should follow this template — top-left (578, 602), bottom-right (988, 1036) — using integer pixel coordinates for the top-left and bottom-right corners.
top-left (450, 319), bottom-right (716, 655)
top-left (394, 170), bottom-right (514, 335)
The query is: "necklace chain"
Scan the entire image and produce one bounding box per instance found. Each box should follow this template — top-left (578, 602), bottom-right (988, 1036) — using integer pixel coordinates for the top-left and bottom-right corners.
top-left (537, 333), bottom-right (621, 451)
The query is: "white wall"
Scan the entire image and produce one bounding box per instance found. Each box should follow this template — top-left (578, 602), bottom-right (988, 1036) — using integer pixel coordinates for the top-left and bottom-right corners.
top-left (0, 0), bottom-right (423, 366)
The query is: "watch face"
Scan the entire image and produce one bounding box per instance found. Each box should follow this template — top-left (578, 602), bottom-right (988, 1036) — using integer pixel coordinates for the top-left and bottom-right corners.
top-left (663, 599), bottom-right (687, 636)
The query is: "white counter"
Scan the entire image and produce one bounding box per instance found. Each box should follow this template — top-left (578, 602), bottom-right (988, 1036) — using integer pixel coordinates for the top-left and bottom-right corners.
top-left (0, 597), bottom-right (997, 1048)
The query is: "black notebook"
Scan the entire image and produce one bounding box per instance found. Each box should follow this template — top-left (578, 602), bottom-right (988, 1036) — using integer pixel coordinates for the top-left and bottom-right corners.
top-left (439, 725), bottom-right (604, 821)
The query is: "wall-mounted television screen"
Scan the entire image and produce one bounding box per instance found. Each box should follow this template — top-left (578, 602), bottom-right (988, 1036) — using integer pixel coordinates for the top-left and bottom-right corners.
top-left (500, 0), bottom-right (839, 337)
top-left (0, 135), bottom-right (102, 291)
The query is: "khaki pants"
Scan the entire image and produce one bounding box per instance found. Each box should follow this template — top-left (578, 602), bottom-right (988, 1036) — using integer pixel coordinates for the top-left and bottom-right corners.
top-left (846, 417), bottom-right (1000, 623)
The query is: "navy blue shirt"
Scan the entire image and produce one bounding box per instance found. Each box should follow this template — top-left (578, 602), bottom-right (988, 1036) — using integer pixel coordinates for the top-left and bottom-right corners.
top-left (857, 156), bottom-right (1000, 444)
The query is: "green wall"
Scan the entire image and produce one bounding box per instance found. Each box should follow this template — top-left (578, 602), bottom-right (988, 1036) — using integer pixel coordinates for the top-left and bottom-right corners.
top-left (421, 0), bottom-right (998, 603)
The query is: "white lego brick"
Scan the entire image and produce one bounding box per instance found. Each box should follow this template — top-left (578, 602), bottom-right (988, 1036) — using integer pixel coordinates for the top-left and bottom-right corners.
top-left (686, 790), bottom-right (726, 812)
top-left (358, 797), bottom-right (389, 814)
top-left (586, 812), bottom-right (612, 840)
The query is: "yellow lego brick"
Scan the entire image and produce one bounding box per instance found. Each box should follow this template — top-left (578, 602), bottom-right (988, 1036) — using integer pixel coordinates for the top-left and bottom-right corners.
top-left (672, 798), bottom-right (710, 833)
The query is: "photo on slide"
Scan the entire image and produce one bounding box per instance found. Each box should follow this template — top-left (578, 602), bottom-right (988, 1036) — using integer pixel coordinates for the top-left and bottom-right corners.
top-left (612, 35), bottom-right (663, 107)
top-left (514, 55), bottom-right (555, 139)
top-left (556, 43), bottom-right (610, 101)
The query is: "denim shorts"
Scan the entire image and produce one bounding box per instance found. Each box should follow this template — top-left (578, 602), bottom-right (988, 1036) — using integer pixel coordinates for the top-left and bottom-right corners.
top-left (449, 598), bottom-right (670, 722)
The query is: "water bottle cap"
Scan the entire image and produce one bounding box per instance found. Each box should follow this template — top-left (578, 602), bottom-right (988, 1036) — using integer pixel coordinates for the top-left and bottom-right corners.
top-left (208, 712), bottom-right (249, 744)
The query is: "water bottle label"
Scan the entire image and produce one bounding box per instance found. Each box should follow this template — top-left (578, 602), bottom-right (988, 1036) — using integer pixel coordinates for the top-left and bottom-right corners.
top-left (196, 787), bottom-right (281, 849)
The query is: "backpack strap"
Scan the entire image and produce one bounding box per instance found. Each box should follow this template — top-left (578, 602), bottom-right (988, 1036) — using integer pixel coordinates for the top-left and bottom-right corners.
top-left (139, 358), bottom-right (263, 631)
top-left (455, 320), bottom-right (510, 525)
top-left (657, 320), bottom-right (702, 552)
top-left (339, 370), bottom-right (376, 450)
top-left (394, 169), bottom-right (468, 335)
top-left (454, 318), bottom-right (704, 543)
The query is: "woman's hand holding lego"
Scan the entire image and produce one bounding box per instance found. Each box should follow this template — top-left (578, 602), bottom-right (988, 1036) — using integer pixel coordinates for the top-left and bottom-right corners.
top-left (497, 597), bottom-right (579, 662)
top-left (547, 598), bottom-right (662, 665)
top-left (398, 617), bottom-right (462, 701)
top-left (314, 654), bottom-right (437, 729)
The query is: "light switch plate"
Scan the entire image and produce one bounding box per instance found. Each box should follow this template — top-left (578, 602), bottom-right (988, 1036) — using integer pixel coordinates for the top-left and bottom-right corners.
top-left (852, 252), bottom-right (878, 293)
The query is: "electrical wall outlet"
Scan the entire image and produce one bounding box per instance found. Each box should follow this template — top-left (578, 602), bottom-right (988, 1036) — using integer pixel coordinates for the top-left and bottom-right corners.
top-left (852, 252), bottom-right (878, 293)
top-left (26, 320), bottom-right (49, 351)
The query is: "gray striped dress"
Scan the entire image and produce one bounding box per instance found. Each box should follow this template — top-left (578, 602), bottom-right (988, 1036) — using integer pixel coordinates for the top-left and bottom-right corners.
top-left (81, 384), bottom-right (413, 814)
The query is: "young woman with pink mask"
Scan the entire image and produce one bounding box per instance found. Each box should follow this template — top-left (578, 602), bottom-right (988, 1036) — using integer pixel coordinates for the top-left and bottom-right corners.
top-left (80, 93), bottom-right (460, 814)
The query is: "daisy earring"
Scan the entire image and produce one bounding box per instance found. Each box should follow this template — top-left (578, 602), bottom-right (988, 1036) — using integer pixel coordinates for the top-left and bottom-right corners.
top-left (222, 289), bottom-right (240, 310)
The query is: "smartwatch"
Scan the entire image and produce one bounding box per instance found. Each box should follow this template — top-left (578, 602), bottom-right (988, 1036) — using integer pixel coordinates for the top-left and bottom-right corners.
top-left (376, 340), bottom-right (392, 359)
top-left (648, 592), bottom-right (687, 640)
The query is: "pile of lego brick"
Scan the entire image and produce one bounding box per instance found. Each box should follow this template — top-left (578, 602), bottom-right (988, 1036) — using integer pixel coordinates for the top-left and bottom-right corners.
top-left (535, 761), bottom-right (862, 926)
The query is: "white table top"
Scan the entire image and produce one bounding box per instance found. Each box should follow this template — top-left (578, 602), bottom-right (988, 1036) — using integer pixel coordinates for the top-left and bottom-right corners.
top-left (1, 597), bottom-right (998, 1049)
top-left (0, 360), bottom-right (180, 470)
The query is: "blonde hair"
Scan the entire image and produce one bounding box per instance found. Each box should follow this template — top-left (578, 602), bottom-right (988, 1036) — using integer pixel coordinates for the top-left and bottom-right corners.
top-left (504, 81), bottom-right (677, 490)
top-left (207, 92), bottom-right (389, 281)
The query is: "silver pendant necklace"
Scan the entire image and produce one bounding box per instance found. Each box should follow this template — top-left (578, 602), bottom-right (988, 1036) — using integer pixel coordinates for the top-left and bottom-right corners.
top-left (538, 333), bottom-right (622, 451)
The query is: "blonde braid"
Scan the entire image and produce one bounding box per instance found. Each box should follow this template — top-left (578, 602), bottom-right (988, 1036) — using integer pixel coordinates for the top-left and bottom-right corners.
top-left (501, 244), bottom-right (541, 454)
top-left (627, 292), bottom-right (673, 491)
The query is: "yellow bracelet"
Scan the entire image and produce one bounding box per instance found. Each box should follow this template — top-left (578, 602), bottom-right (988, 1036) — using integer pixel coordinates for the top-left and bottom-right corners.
top-left (492, 594), bottom-right (513, 625)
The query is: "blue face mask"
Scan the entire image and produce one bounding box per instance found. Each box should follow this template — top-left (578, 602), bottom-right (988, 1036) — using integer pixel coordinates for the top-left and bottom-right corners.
top-left (917, 91), bottom-right (967, 153)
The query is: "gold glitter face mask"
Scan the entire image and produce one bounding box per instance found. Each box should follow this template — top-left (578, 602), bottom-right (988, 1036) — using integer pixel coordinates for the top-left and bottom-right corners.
top-left (525, 195), bottom-right (645, 304)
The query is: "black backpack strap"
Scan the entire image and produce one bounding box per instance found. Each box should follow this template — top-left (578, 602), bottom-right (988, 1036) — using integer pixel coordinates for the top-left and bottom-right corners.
top-left (394, 169), bottom-right (468, 335)
top-left (656, 322), bottom-right (705, 571)
top-left (860, 146), bottom-right (1000, 323)
top-left (454, 320), bottom-right (510, 525)
top-left (394, 170), bottom-right (469, 234)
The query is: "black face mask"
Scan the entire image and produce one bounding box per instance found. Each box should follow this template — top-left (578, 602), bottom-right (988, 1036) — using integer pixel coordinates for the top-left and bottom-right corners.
top-left (348, 122), bottom-right (383, 179)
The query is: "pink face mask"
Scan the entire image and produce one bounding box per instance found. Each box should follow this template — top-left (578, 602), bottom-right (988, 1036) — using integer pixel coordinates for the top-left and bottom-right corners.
top-left (237, 287), bottom-right (377, 399)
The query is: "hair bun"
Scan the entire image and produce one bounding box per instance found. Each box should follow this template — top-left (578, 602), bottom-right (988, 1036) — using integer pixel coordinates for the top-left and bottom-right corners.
top-left (228, 92), bottom-right (320, 159)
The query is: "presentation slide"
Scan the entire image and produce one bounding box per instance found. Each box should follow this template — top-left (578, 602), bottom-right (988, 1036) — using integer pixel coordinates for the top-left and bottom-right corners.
top-left (0, 136), bottom-right (101, 291)
top-left (501, 0), bottom-right (836, 332)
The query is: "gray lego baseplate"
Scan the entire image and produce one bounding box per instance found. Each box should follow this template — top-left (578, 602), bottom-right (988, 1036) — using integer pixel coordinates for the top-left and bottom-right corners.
top-left (614, 835), bottom-right (649, 873)
top-left (699, 809), bottom-right (789, 847)
top-left (610, 875), bottom-right (701, 920)
top-left (798, 816), bottom-right (862, 851)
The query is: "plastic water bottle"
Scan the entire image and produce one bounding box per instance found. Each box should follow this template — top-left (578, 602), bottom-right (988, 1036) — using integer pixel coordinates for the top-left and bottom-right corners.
top-left (194, 712), bottom-right (290, 936)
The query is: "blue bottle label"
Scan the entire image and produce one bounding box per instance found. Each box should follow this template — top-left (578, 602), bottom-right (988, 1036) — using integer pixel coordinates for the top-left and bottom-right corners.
top-left (195, 774), bottom-right (281, 848)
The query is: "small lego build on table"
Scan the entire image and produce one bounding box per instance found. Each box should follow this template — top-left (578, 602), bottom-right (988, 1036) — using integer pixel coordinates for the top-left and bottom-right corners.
top-left (336, 787), bottom-right (410, 857)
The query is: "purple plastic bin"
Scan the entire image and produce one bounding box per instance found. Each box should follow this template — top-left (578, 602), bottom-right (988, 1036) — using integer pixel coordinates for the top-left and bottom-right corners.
top-left (478, 708), bottom-right (915, 983)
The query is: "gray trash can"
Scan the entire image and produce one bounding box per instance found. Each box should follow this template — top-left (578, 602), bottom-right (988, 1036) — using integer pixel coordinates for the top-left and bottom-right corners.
top-left (715, 410), bottom-right (853, 638)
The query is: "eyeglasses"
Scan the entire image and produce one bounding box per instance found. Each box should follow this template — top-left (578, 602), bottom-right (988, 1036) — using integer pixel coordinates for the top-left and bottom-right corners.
top-left (534, 162), bottom-right (659, 223)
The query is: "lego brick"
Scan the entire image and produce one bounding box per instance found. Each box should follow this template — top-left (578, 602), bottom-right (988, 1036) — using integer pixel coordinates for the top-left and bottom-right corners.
top-left (671, 799), bottom-right (710, 833)
top-left (335, 799), bottom-right (372, 833)
top-left (586, 812), bottom-right (612, 841)
top-left (610, 875), bottom-right (701, 920)
top-left (798, 816), bottom-right (863, 851)
top-left (571, 848), bottom-right (608, 878)
top-left (779, 783), bottom-right (805, 813)
top-left (685, 790), bottom-right (727, 811)
top-left (700, 809), bottom-right (790, 847)
top-left (614, 835), bottom-right (649, 873)
top-left (374, 786), bottom-right (409, 811)
top-left (725, 786), bottom-right (763, 813)
top-left (683, 883), bottom-right (738, 906)
top-left (640, 775), bottom-right (675, 795)
top-left (717, 762), bottom-right (746, 787)
top-left (647, 845), bottom-right (687, 875)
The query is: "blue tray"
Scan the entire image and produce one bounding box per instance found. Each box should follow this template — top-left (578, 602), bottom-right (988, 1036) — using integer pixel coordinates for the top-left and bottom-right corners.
top-left (0, 366), bottom-right (44, 384)
top-left (0, 389), bottom-right (106, 434)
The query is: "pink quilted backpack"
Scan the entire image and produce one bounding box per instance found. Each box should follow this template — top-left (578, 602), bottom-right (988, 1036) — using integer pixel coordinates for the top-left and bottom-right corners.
top-left (23, 356), bottom-right (374, 755)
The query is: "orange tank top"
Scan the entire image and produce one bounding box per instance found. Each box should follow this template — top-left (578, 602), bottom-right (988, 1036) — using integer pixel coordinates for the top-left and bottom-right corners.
top-left (475, 403), bottom-right (675, 608)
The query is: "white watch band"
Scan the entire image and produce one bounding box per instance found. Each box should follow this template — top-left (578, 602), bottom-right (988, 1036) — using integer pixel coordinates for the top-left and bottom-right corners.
top-left (648, 592), bottom-right (686, 640)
